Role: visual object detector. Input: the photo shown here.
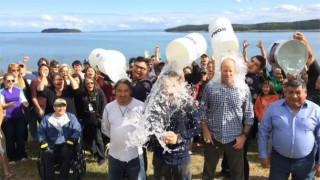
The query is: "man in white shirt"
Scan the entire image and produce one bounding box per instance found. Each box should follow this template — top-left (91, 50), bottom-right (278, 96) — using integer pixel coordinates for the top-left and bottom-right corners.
top-left (102, 79), bottom-right (145, 180)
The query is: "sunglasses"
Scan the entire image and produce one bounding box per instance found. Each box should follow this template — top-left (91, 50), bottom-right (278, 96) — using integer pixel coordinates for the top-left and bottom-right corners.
top-left (6, 80), bottom-right (15, 83)
top-left (11, 69), bottom-right (20, 72)
top-left (134, 64), bottom-right (147, 71)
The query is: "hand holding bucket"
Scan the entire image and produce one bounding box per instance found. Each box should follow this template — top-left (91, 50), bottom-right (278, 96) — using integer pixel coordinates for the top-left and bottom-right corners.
top-left (208, 17), bottom-right (239, 59)
top-left (88, 48), bottom-right (128, 82)
top-left (166, 33), bottom-right (207, 71)
top-left (268, 40), bottom-right (308, 74)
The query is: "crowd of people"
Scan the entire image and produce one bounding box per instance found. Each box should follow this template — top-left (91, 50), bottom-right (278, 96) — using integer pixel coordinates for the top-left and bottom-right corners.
top-left (0, 31), bottom-right (319, 180)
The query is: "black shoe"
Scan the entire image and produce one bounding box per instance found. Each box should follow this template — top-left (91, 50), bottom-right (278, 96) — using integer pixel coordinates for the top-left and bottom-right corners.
top-left (215, 170), bottom-right (231, 178)
top-left (98, 158), bottom-right (105, 166)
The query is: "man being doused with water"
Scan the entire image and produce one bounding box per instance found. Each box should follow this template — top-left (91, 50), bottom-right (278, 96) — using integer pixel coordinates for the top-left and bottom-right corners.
top-left (150, 70), bottom-right (201, 180)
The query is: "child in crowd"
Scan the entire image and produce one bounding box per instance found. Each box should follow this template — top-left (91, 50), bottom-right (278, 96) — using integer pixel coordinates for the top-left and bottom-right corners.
top-left (255, 80), bottom-right (279, 123)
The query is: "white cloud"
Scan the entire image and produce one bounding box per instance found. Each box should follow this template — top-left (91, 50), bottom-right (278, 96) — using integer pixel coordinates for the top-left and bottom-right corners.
top-left (0, 3), bottom-right (319, 32)
top-left (42, 14), bottom-right (52, 21)
top-left (118, 24), bottom-right (131, 28)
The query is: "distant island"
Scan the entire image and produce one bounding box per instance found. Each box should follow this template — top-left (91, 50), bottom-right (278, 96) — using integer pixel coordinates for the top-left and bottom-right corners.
top-left (165, 19), bottom-right (320, 32)
top-left (41, 28), bottom-right (81, 33)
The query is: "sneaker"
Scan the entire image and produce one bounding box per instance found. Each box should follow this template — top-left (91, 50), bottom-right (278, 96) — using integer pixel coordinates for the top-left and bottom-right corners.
top-left (98, 159), bottom-right (105, 166)
top-left (20, 158), bottom-right (28, 162)
top-left (8, 161), bottom-right (16, 165)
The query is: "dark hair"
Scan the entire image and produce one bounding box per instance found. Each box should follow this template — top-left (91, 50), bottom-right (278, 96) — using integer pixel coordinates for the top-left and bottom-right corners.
top-left (51, 72), bottom-right (64, 80)
top-left (150, 55), bottom-right (155, 58)
top-left (72, 60), bottom-right (82, 68)
top-left (134, 56), bottom-right (148, 66)
top-left (72, 73), bottom-right (83, 89)
top-left (251, 55), bottom-right (266, 69)
top-left (114, 79), bottom-right (133, 96)
top-left (129, 57), bottom-right (136, 65)
top-left (283, 79), bottom-right (306, 91)
top-left (259, 80), bottom-right (277, 96)
top-left (38, 64), bottom-right (50, 76)
top-left (50, 60), bottom-right (59, 68)
top-left (83, 77), bottom-right (98, 97)
top-left (37, 57), bottom-right (49, 66)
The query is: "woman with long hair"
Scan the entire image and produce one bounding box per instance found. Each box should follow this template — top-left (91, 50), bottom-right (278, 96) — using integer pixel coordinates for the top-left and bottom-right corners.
top-left (75, 77), bottom-right (107, 165)
top-left (0, 73), bottom-right (29, 164)
top-left (37, 72), bottom-right (79, 116)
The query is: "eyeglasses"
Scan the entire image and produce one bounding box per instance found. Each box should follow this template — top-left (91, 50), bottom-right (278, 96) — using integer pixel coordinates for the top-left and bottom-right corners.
top-left (134, 64), bottom-right (147, 71)
top-left (11, 69), bottom-right (20, 72)
top-left (6, 80), bottom-right (15, 83)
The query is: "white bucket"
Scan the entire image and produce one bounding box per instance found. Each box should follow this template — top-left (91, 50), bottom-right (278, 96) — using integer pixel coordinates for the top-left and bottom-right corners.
top-left (268, 40), bottom-right (308, 74)
top-left (88, 49), bottom-right (128, 82)
top-left (166, 33), bottom-right (207, 70)
top-left (208, 17), bottom-right (239, 58)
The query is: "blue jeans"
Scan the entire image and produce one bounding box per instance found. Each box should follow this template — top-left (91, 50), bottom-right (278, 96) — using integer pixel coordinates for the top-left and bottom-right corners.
top-left (108, 155), bottom-right (145, 180)
top-left (153, 156), bottom-right (191, 180)
top-left (269, 148), bottom-right (315, 180)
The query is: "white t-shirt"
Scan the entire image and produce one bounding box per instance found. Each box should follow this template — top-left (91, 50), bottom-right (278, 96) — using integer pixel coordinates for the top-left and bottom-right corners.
top-left (102, 98), bottom-right (144, 162)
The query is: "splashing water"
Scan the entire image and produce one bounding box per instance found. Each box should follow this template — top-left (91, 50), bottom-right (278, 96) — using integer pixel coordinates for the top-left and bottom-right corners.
top-left (127, 61), bottom-right (195, 153)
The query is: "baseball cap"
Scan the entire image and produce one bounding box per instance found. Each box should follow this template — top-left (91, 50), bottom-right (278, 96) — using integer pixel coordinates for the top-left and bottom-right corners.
top-left (83, 59), bottom-right (89, 64)
top-left (53, 98), bottom-right (67, 106)
top-left (17, 60), bottom-right (24, 67)
top-left (201, 53), bottom-right (208, 58)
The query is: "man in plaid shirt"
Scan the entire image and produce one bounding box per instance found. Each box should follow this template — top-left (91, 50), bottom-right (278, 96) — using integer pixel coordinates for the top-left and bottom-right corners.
top-left (199, 58), bottom-right (254, 180)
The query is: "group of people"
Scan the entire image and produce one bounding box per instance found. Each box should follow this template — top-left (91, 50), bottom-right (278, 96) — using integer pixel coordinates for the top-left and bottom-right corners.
top-left (0, 31), bottom-right (319, 180)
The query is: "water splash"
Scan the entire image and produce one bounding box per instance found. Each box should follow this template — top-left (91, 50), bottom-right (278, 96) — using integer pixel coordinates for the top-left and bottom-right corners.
top-left (127, 61), bottom-right (195, 153)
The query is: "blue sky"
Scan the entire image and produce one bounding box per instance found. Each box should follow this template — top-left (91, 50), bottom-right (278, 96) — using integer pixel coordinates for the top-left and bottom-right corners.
top-left (0, 0), bottom-right (319, 32)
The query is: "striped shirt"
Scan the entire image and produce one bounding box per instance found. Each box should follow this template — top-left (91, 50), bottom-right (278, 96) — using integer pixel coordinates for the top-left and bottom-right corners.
top-left (199, 81), bottom-right (254, 144)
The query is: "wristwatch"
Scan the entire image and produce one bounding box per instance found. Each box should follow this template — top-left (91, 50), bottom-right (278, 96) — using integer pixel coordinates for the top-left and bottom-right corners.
top-left (241, 131), bottom-right (249, 138)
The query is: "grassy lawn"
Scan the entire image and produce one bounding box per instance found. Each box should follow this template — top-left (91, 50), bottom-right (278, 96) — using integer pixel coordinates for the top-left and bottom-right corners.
top-left (3, 139), bottom-right (319, 180)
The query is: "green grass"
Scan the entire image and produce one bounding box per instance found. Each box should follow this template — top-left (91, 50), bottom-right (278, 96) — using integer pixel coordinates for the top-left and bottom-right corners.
top-left (3, 139), bottom-right (319, 180)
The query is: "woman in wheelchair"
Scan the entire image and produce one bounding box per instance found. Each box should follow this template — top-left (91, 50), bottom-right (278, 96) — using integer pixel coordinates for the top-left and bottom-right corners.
top-left (38, 98), bottom-right (82, 180)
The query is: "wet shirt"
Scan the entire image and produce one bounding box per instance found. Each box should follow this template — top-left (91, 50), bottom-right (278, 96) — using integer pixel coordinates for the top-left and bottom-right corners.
top-left (199, 81), bottom-right (254, 144)
top-left (258, 99), bottom-right (320, 162)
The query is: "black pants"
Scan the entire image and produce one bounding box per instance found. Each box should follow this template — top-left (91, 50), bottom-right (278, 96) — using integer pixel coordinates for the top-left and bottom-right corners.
top-left (1, 117), bottom-right (27, 162)
top-left (43, 144), bottom-right (74, 180)
top-left (83, 125), bottom-right (105, 160)
top-left (221, 135), bottom-right (251, 180)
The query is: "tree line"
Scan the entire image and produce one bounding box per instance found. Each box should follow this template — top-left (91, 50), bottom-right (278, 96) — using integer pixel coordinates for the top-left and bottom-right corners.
top-left (164, 19), bottom-right (320, 32)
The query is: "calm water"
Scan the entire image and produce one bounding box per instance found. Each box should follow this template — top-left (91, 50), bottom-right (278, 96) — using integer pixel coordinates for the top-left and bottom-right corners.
top-left (0, 31), bottom-right (319, 72)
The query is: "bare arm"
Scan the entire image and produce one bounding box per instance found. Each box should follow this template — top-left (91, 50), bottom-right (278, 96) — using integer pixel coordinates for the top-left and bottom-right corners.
top-left (293, 32), bottom-right (314, 68)
top-left (242, 40), bottom-right (249, 63)
top-left (257, 40), bottom-right (267, 60)
top-left (68, 73), bottom-right (79, 90)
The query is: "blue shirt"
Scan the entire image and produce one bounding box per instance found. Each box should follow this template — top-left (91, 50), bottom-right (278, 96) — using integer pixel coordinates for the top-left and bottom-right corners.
top-left (199, 81), bottom-right (254, 144)
top-left (258, 99), bottom-right (320, 163)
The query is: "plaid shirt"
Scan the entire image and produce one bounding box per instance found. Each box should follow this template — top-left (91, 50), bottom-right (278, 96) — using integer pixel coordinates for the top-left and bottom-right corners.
top-left (199, 81), bottom-right (254, 144)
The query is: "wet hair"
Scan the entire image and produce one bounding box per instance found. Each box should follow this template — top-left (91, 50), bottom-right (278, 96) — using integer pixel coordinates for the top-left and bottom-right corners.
top-left (114, 79), bottom-right (133, 96)
top-left (251, 55), bottom-right (266, 69)
top-left (283, 79), bottom-right (306, 91)
top-left (134, 56), bottom-right (148, 66)
top-left (72, 60), bottom-right (82, 68)
top-left (37, 57), bottom-right (49, 66)
top-left (50, 60), bottom-right (59, 68)
top-left (259, 80), bottom-right (277, 96)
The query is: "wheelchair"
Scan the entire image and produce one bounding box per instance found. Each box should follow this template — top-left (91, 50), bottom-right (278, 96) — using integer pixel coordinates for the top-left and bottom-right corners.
top-left (37, 136), bottom-right (86, 180)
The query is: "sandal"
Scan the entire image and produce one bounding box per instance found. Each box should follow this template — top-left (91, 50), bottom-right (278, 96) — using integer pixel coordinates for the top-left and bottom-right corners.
top-left (4, 172), bottom-right (13, 179)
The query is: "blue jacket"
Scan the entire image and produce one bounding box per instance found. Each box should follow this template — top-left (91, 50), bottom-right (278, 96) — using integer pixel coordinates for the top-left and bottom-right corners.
top-left (38, 112), bottom-right (82, 149)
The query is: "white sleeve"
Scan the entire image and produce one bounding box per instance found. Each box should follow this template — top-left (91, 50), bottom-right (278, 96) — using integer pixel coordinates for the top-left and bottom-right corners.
top-left (101, 107), bottom-right (110, 137)
top-left (19, 89), bottom-right (28, 103)
top-left (0, 94), bottom-right (5, 105)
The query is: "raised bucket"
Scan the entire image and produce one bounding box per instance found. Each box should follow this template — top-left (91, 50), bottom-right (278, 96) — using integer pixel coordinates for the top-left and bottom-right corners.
top-left (268, 40), bottom-right (308, 74)
top-left (88, 48), bottom-right (128, 82)
top-left (166, 33), bottom-right (207, 70)
top-left (208, 17), bottom-right (239, 58)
